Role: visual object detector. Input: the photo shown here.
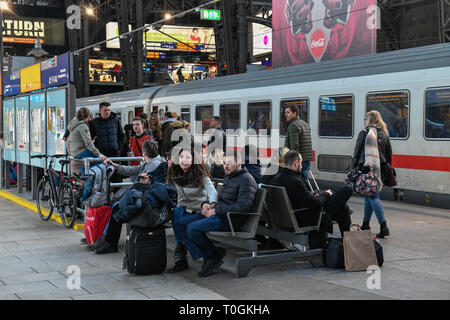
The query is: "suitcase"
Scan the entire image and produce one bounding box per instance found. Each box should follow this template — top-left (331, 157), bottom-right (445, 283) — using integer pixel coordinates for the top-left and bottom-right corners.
top-left (84, 206), bottom-right (111, 245)
top-left (123, 225), bottom-right (167, 275)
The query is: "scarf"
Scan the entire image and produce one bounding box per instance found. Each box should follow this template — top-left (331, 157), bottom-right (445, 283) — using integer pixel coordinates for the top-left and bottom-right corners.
top-left (364, 127), bottom-right (383, 186)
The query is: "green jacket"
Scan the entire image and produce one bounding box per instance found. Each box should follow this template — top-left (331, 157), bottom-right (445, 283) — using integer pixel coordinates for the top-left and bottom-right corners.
top-left (285, 117), bottom-right (313, 161)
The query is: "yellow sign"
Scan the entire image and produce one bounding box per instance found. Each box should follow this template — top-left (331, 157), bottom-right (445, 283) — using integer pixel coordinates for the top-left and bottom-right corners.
top-left (20, 63), bottom-right (41, 93)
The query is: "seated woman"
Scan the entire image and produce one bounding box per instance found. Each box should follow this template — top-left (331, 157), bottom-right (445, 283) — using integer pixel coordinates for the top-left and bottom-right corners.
top-left (167, 148), bottom-right (217, 272)
top-left (204, 148), bottom-right (225, 180)
top-left (67, 107), bottom-right (106, 173)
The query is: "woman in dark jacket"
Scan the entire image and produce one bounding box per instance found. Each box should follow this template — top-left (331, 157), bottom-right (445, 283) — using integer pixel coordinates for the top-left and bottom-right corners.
top-left (352, 111), bottom-right (393, 238)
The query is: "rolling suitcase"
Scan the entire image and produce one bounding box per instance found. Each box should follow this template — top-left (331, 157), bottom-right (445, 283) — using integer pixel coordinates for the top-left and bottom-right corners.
top-left (123, 225), bottom-right (167, 275)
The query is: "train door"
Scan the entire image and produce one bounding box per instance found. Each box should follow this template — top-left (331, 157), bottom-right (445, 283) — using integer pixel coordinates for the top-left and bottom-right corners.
top-left (135, 106), bottom-right (144, 117)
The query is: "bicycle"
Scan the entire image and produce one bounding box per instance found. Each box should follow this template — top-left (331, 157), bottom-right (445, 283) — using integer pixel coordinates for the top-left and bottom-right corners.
top-left (31, 154), bottom-right (84, 228)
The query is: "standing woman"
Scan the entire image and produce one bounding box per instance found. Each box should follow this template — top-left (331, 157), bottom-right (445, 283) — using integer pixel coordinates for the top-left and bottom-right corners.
top-left (352, 110), bottom-right (393, 238)
top-left (149, 113), bottom-right (163, 154)
top-left (167, 148), bottom-right (218, 272)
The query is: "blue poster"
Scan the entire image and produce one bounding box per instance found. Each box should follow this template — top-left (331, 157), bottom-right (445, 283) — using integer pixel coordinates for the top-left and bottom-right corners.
top-left (40, 52), bottom-right (72, 89)
top-left (3, 72), bottom-right (21, 97)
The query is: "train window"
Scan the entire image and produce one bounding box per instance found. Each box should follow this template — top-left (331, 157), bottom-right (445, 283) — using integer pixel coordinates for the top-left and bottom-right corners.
top-left (195, 105), bottom-right (213, 134)
top-left (247, 101), bottom-right (271, 135)
top-left (367, 91), bottom-right (409, 139)
top-left (128, 111), bottom-right (133, 124)
top-left (220, 103), bottom-right (240, 132)
top-left (280, 98), bottom-right (309, 136)
top-left (425, 88), bottom-right (450, 139)
top-left (319, 95), bottom-right (353, 138)
top-left (181, 106), bottom-right (191, 123)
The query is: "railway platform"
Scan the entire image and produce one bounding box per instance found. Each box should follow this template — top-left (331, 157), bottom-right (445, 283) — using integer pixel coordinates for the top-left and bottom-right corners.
top-left (0, 189), bottom-right (449, 301)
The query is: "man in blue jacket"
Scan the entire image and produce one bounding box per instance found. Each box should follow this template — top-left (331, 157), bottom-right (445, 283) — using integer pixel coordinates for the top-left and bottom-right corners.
top-left (175, 151), bottom-right (258, 277)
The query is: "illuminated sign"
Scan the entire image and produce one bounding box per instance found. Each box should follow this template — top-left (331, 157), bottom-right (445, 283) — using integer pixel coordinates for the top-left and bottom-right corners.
top-left (1, 17), bottom-right (65, 46)
top-left (20, 63), bottom-right (41, 93)
top-left (106, 23), bottom-right (215, 52)
top-left (201, 9), bottom-right (221, 21)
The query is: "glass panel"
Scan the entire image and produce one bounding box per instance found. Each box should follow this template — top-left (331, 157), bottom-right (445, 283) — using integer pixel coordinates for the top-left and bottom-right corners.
top-left (220, 103), bottom-right (240, 132)
top-left (195, 105), bottom-right (213, 134)
top-left (247, 101), bottom-right (271, 135)
top-left (367, 91), bottom-right (409, 138)
top-left (280, 98), bottom-right (309, 136)
top-left (30, 93), bottom-right (46, 168)
top-left (319, 95), bottom-right (353, 137)
top-left (3, 99), bottom-right (16, 162)
top-left (46, 89), bottom-right (66, 170)
top-left (425, 88), bottom-right (450, 139)
top-left (16, 96), bottom-right (30, 164)
top-left (181, 106), bottom-right (191, 123)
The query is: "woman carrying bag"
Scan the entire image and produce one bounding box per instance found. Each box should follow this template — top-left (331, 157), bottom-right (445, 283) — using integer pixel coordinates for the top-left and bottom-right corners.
top-left (352, 111), bottom-right (393, 238)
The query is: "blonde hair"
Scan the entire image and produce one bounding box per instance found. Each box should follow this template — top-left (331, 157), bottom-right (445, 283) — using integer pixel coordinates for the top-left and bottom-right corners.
top-left (365, 110), bottom-right (388, 135)
top-left (272, 147), bottom-right (290, 168)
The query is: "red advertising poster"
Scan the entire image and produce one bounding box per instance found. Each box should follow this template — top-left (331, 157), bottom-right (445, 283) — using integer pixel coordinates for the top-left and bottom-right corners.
top-left (273, 0), bottom-right (377, 68)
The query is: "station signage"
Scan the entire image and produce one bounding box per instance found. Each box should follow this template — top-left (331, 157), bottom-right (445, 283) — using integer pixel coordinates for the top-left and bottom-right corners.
top-left (200, 9), bottom-right (221, 21)
top-left (41, 52), bottom-right (72, 89)
top-left (20, 63), bottom-right (41, 93)
top-left (3, 71), bottom-right (21, 97)
top-left (1, 17), bottom-right (65, 46)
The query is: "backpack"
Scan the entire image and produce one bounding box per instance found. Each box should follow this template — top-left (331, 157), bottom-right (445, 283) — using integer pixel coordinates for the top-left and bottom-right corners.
top-left (84, 164), bottom-right (115, 208)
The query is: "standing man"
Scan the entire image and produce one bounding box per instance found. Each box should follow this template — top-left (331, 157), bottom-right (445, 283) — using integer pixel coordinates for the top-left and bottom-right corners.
top-left (284, 104), bottom-right (313, 179)
top-left (89, 102), bottom-right (126, 158)
top-left (129, 117), bottom-right (154, 166)
top-left (207, 116), bottom-right (227, 155)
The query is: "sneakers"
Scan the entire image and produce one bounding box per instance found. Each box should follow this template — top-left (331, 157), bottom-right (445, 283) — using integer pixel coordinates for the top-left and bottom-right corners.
top-left (94, 242), bottom-right (118, 254)
top-left (198, 247), bottom-right (227, 278)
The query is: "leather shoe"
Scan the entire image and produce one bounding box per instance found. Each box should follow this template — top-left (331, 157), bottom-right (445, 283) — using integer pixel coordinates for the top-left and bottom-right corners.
top-left (169, 259), bottom-right (189, 273)
top-left (94, 243), bottom-right (118, 254)
top-left (198, 248), bottom-right (226, 278)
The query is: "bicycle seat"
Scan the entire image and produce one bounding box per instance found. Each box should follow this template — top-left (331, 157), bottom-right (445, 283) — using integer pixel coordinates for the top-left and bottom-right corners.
top-left (59, 159), bottom-right (71, 166)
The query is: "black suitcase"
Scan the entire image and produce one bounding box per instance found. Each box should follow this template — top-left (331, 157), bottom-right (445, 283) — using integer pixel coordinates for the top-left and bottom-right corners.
top-left (123, 225), bottom-right (167, 275)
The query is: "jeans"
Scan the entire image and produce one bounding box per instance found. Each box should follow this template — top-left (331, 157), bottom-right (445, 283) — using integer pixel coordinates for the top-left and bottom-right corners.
top-left (172, 206), bottom-right (192, 243)
top-left (364, 193), bottom-right (386, 223)
top-left (172, 212), bottom-right (206, 260)
top-left (74, 149), bottom-right (98, 174)
top-left (301, 161), bottom-right (311, 180)
top-left (175, 213), bottom-right (229, 260)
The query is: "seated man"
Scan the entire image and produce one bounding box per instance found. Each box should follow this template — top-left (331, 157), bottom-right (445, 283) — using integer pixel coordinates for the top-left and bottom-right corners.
top-left (95, 140), bottom-right (165, 254)
top-left (172, 151), bottom-right (258, 277)
top-left (266, 150), bottom-right (352, 249)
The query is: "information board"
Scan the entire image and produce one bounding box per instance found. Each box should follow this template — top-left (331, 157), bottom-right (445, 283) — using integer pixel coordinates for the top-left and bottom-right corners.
top-left (3, 71), bottom-right (20, 97)
top-left (15, 96), bottom-right (30, 165)
top-left (46, 89), bottom-right (66, 170)
top-left (21, 63), bottom-right (41, 93)
top-left (41, 52), bottom-right (71, 89)
top-left (3, 99), bottom-right (16, 162)
top-left (30, 93), bottom-right (46, 168)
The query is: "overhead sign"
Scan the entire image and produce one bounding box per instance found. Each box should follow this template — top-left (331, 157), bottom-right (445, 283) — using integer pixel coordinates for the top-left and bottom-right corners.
top-left (106, 23), bottom-right (215, 52)
top-left (272, 0), bottom-right (377, 68)
top-left (4, 71), bottom-right (21, 97)
top-left (20, 63), bottom-right (41, 93)
top-left (41, 52), bottom-right (72, 89)
top-left (1, 17), bottom-right (65, 46)
top-left (201, 9), bottom-right (221, 21)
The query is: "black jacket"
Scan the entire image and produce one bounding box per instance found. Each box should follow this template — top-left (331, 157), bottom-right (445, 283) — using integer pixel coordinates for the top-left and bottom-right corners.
top-left (352, 127), bottom-right (393, 168)
top-left (214, 167), bottom-right (258, 231)
top-left (265, 167), bottom-right (332, 230)
top-left (89, 112), bottom-right (125, 157)
top-left (207, 128), bottom-right (227, 154)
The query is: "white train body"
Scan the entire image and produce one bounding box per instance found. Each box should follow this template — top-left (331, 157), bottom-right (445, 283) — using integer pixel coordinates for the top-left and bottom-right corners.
top-left (77, 44), bottom-right (450, 208)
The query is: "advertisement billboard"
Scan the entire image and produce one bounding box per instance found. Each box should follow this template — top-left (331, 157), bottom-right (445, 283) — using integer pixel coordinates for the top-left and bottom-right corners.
top-left (253, 22), bottom-right (272, 57)
top-left (20, 63), bottom-right (41, 93)
top-left (272, 0), bottom-right (377, 68)
top-left (41, 52), bottom-right (72, 89)
top-left (4, 71), bottom-right (21, 97)
top-left (106, 23), bottom-right (215, 52)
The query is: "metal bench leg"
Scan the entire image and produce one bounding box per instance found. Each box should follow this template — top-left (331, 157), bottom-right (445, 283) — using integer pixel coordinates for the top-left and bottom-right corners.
top-left (308, 255), bottom-right (325, 268)
top-left (236, 256), bottom-right (256, 278)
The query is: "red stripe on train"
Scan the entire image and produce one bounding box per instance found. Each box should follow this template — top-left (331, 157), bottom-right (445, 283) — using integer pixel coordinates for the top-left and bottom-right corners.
top-left (392, 155), bottom-right (450, 172)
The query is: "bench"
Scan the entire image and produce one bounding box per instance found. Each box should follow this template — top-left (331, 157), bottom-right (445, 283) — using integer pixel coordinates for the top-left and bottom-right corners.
top-left (206, 188), bottom-right (266, 278)
top-left (258, 184), bottom-right (324, 269)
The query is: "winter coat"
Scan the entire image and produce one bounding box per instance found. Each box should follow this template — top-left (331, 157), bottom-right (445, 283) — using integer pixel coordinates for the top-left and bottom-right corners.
top-left (89, 112), bottom-right (125, 157)
top-left (161, 118), bottom-right (177, 155)
top-left (352, 127), bottom-right (392, 169)
top-left (285, 117), bottom-right (313, 161)
top-left (172, 175), bottom-right (218, 213)
top-left (214, 167), bottom-right (258, 231)
top-left (67, 118), bottom-right (101, 157)
top-left (129, 132), bottom-right (154, 165)
top-left (117, 155), bottom-right (165, 178)
top-left (207, 128), bottom-right (227, 153)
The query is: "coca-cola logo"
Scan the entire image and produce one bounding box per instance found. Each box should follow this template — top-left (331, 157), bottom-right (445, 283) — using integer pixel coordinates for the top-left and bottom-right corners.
top-left (310, 29), bottom-right (326, 58)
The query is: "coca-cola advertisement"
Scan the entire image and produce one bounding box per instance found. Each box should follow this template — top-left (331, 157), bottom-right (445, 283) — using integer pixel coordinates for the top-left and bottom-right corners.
top-left (272, 0), bottom-right (377, 68)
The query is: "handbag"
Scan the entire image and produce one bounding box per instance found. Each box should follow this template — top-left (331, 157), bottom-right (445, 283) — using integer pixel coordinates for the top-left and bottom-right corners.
top-left (343, 224), bottom-right (378, 272)
top-left (382, 163), bottom-right (397, 187)
top-left (346, 166), bottom-right (380, 197)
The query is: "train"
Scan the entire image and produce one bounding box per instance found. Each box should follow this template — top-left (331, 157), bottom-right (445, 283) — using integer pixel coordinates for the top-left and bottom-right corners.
top-left (77, 43), bottom-right (450, 209)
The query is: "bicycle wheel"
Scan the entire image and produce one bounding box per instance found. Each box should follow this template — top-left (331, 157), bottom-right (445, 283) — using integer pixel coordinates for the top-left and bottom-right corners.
top-left (60, 183), bottom-right (76, 228)
top-left (36, 177), bottom-right (54, 221)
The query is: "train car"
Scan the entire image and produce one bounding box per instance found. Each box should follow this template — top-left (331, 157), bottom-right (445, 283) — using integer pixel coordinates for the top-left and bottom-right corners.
top-left (77, 43), bottom-right (450, 209)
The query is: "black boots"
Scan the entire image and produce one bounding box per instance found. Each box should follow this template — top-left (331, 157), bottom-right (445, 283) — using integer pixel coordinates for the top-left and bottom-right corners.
top-left (377, 221), bottom-right (390, 238)
top-left (361, 221), bottom-right (371, 230)
top-left (170, 242), bottom-right (189, 273)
